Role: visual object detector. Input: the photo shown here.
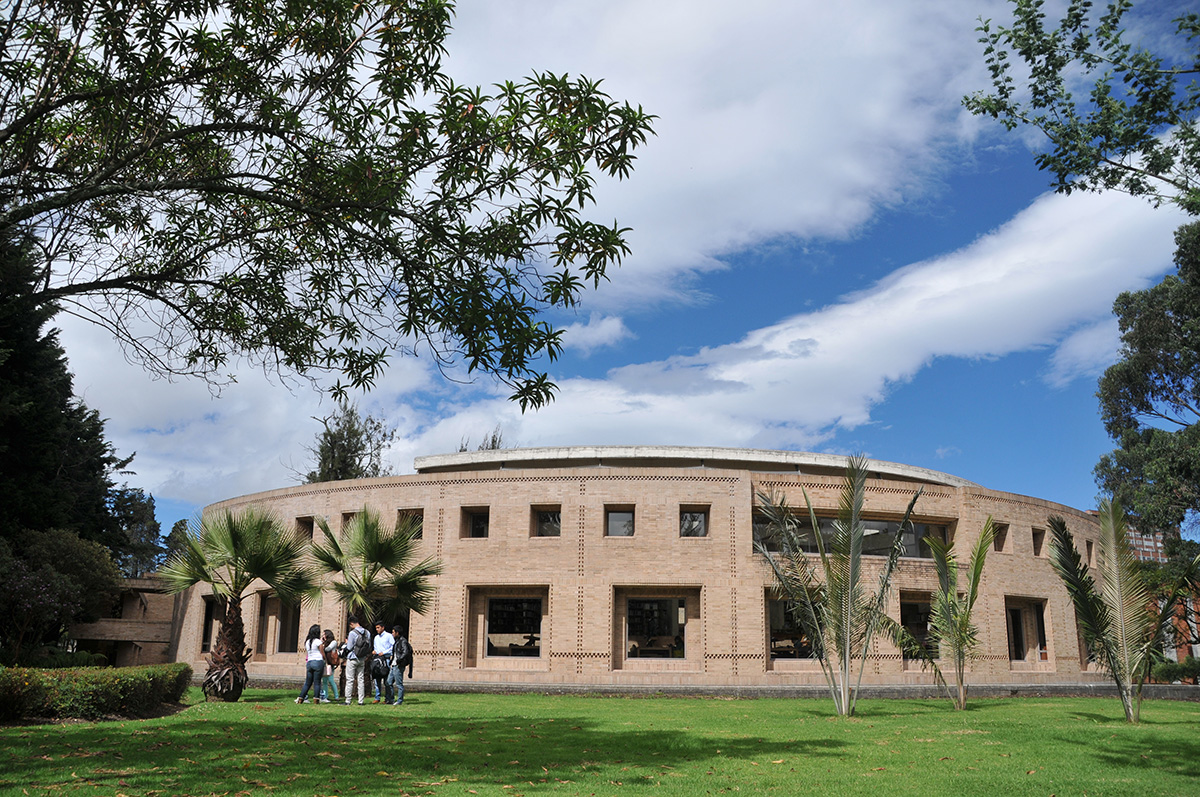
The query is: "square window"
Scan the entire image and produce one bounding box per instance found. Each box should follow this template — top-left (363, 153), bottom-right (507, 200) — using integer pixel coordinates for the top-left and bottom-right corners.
top-left (532, 507), bottom-right (561, 537)
top-left (398, 508), bottom-right (423, 539)
top-left (680, 507), bottom-right (709, 537)
top-left (462, 508), bottom-right (489, 538)
top-left (486, 597), bottom-right (542, 657)
top-left (606, 507), bottom-right (635, 537)
top-left (992, 523), bottom-right (1009, 553)
top-left (295, 516), bottom-right (315, 541)
top-left (341, 512), bottom-right (357, 533)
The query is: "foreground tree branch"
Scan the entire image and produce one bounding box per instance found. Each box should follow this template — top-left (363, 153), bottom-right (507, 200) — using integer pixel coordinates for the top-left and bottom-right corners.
top-left (0, 0), bottom-right (655, 407)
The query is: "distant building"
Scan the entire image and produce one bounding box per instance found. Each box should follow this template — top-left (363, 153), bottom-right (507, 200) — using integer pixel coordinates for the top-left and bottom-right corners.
top-left (1128, 529), bottom-right (1168, 564)
top-left (171, 447), bottom-right (1110, 690)
top-left (72, 576), bottom-right (183, 666)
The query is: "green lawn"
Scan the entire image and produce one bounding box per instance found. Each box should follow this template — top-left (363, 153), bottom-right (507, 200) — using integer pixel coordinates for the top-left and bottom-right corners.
top-left (2, 689), bottom-right (1197, 795)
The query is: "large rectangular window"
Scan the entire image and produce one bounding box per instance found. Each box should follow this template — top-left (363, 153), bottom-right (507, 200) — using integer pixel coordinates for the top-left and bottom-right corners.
top-left (486, 598), bottom-right (542, 657)
top-left (767, 599), bottom-right (814, 659)
top-left (627, 598), bottom-right (686, 658)
top-left (277, 601), bottom-right (300, 653)
top-left (606, 507), bottom-right (635, 537)
top-left (754, 514), bottom-right (947, 559)
top-left (201, 597), bottom-right (223, 653)
top-left (753, 512), bottom-right (781, 552)
top-left (1006, 596), bottom-right (1049, 665)
top-left (899, 594), bottom-right (937, 659)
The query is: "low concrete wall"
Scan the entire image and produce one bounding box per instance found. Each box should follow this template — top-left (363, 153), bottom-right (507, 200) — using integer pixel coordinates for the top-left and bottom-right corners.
top-left (234, 674), bottom-right (1199, 702)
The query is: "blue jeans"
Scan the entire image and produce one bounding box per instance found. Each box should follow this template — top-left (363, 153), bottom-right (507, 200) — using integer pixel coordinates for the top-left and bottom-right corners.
top-left (373, 670), bottom-right (393, 703)
top-left (300, 659), bottom-right (324, 700)
top-left (387, 665), bottom-right (405, 704)
top-left (321, 670), bottom-right (339, 701)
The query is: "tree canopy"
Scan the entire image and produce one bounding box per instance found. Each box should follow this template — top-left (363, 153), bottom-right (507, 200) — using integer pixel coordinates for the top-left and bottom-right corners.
top-left (1095, 221), bottom-right (1200, 534)
top-left (965, 0), bottom-right (1200, 213)
top-left (0, 0), bottom-right (654, 407)
top-left (303, 401), bottom-right (396, 483)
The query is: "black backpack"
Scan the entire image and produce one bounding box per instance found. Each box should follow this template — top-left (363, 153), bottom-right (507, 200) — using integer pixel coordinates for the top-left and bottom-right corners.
top-left (370, 655), bottom-right (389, 680)
top-left (350, 627), bottom-right (371, 659)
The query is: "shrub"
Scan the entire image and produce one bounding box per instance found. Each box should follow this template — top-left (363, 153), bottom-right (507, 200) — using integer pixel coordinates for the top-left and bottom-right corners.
top-left (0, 663), bottom-right (192, 720)
top-left (0, 668), bottom-right (51, 720)
top-left (1153, 656), bottom-right (1200, 684)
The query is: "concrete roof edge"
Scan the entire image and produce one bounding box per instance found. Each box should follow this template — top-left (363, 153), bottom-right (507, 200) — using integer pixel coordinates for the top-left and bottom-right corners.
top-left (412, 446), bottom-right (980, 489)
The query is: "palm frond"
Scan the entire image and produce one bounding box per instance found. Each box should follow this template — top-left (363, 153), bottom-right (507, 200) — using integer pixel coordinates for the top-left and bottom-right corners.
top-left (1048, 516), bottom-right (1118, 676)
top-left (308, 505), bottom-right (443, 622)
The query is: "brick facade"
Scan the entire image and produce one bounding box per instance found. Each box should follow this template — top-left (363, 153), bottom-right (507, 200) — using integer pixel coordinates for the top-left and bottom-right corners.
top-left (173, 447), bottom-right (1107, 689)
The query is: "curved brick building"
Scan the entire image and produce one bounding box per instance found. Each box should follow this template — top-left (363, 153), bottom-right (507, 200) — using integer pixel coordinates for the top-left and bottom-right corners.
top-left (175, 447), bottom-right (1106, 691)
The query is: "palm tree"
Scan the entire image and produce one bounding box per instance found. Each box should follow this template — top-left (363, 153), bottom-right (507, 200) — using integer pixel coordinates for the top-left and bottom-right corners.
top-left (923, 516), bottom-right (996, 710)
top-left (755, 455), bottom-right (938, 716)
top-left (1049, 501), bottom-right (1198, 723)
top-left (308, 507), bottom-right (442, 626)
top-left (159, 507), bottom-right (312, 702)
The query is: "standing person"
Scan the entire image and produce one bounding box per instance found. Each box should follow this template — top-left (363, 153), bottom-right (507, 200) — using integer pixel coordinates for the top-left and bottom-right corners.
top-left (343, 615), bottom-right (370, 705)
top-left (371, 619), bottom-right (395, 703)
top-left (320, 629), bottom-right (340, 703)
top-left (296, 624), bottom-right (324, 704)
top-left (388, 625), bottom-right (413, 706)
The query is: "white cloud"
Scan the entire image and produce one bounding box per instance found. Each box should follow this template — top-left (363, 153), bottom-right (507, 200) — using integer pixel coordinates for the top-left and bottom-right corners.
top-left (560, 314), bottom-right (635, 356)
top-left (446, 0), bottom-right (1005, 308)
top-left (1044, 319), bottom-right (1123, 389)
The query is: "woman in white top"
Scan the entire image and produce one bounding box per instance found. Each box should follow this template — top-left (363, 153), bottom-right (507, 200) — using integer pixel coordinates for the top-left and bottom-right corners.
top-left (297, 624), bottom-right (325, 703)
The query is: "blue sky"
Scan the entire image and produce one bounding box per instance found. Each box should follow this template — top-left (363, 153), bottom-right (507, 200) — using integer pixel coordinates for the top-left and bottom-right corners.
top-left (57, 0), bottom-right (1191, 531)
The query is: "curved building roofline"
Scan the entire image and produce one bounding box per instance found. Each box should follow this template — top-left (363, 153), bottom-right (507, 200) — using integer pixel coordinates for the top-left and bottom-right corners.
top-left (414, 445), bottom-right (980, 489)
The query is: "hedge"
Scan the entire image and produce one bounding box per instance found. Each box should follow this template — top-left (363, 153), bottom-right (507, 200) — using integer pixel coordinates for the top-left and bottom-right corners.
top-left (1152, 656), bottom-right (1200, 685)
top-left (0, 662), bottom-right (192, 721)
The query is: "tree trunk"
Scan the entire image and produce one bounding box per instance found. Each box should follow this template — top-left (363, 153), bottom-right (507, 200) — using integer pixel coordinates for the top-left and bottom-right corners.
top-left (203, 596), bottom-right (251, 702)
top-left (1117, 680), bottom-right (1136, 723)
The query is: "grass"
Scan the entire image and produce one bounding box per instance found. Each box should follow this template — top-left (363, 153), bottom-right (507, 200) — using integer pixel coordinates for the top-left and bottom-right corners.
top-left (2, 689), bottom-right (1198, 796)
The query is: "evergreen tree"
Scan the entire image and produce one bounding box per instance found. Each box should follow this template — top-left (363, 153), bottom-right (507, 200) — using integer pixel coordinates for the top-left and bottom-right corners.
top-left (0, 232), bottom-right (132, 556)
top-left (304, 402), bottom-right (396, 483)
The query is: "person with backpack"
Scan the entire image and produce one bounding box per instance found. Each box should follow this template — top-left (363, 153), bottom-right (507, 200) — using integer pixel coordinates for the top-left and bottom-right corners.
top-left (371, 620), bottom-right (394, 703)
top-left (388, 625), bottom-right (413, 706)
top-left (343, 615), bottom-right (371, 705)
top-left (320, 629), bottom-right (340, 703)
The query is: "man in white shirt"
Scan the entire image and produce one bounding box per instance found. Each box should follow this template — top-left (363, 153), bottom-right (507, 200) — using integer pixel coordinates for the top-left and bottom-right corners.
top-left (371, 620), bottom-right (395, 703)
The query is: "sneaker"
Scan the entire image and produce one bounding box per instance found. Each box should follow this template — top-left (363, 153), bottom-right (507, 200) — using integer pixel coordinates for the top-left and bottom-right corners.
top-left (392, 701), bottom-right (403, 706)
top-left (295, 697), bottom-right (304, 704)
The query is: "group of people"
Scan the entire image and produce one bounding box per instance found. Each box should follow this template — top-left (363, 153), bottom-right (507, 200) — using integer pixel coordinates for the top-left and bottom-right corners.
top-left (296, 615), bottom-right (414, 706)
